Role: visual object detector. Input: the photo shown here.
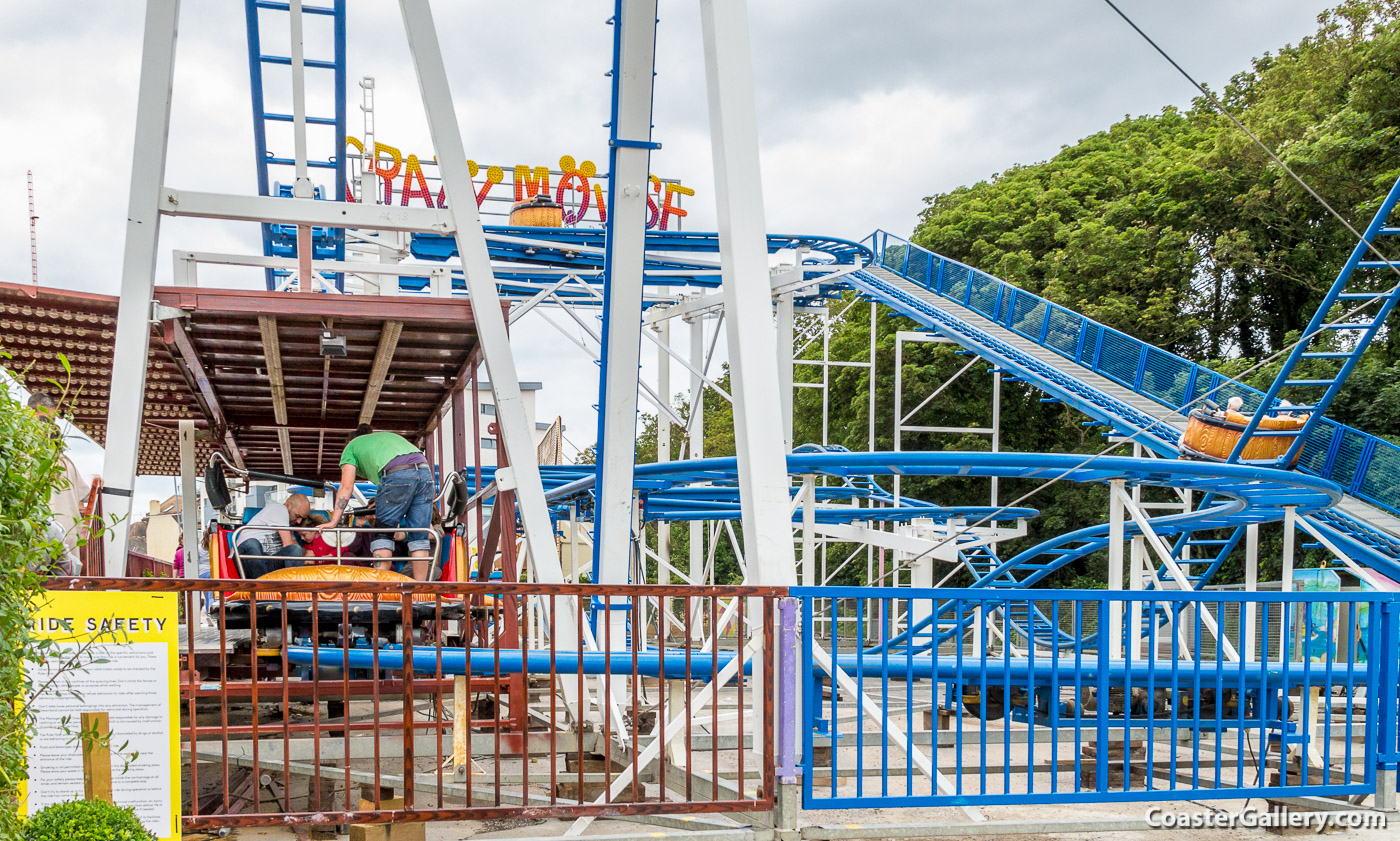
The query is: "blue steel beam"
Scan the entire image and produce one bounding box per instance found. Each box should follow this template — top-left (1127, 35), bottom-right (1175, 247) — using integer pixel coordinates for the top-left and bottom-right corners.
top-left (285, 639), bottom-right (1373, 685)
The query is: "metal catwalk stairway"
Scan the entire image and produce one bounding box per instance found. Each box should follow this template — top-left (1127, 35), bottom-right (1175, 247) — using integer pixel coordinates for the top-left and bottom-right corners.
top-left (852, 264), bottom-right (1400, 581)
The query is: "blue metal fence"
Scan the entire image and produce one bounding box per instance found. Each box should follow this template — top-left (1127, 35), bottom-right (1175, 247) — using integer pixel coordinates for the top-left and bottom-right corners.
top-left (795, 587), bottom-right (1399, 809)
top-left (865, 231), bottom-right (1400, 519)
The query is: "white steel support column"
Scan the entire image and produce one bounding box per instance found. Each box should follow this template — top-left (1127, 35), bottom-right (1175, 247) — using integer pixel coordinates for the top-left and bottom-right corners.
top-left (776, 291), bottom-right (794, 450)
top-left (688, 316), bottom-right (706, 640)
top-left (1116, 485), bottom-right (1239, 662)
top-left (397, 0), bottom-right (564, 588)
top-left (990, 369), bottom-right (1001, 506)
top-left (288, 0), bottom-right (314, 199)
top-left (893, 333), bottom-right (903, 501)
top-left (655, 320), bottom-right (672, 627)
top-left (288, 1), bottom-right (315, 292)
top-left (179, 422), bottom-right (198, 567)
top-left (1107, 479), bottom-right (1126, 661)
top-left (594, 0), bottom-right (660, 599)
top-left (800, 474), bottom-right (816, 587)
top-left (1128, 446), bottom-right (1145, 657)
top-left (1244, 523), bottom-right (1259, 662)
top-left (869, 302), bottom-right (877, 452)
top-left (700, 0), bottom-right (797, 586)
top-left (1281, 505), bottom-right (1296, 664)
top-left (821, 309), bottom-right (830, 446)
top-left (101, 0), bottom-right (180, 573)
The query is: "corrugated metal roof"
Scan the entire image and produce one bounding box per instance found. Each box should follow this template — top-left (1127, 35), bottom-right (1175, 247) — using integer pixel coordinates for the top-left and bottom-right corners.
top-left (0, 281), bottom-right (481, 480)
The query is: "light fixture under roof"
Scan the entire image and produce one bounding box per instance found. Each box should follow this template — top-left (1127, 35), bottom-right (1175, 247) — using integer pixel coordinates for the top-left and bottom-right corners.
top-left (319, 329), bottom-right (347, 357)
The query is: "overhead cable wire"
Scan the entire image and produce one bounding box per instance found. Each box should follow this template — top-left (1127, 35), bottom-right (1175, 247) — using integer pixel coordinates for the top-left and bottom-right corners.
top-left (895, 4), bottom-right (1400, 569)
top-left (1101, 0), bottom-right (1400, 281)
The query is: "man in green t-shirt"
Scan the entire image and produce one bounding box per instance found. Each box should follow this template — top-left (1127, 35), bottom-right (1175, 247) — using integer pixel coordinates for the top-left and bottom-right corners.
top-left (322, 424), bottom-right (434, 580)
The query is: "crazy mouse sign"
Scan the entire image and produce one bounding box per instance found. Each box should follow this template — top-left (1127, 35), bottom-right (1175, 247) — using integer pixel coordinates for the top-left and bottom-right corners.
top-left (346, 137), bottom-right (693, 230)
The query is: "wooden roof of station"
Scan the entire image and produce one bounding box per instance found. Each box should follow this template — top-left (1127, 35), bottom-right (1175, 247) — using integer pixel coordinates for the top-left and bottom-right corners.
top-left (0, 281), bottom-right (481, 481)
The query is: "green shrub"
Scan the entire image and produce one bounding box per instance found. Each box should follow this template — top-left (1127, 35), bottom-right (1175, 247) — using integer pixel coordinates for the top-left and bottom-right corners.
top-left (0, 363), bottom-right (68, 839)
top-left (23, 799), bottom-right (156, 841)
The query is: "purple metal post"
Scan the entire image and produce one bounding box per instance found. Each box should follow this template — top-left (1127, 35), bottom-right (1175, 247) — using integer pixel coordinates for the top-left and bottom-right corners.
top-left (778, 596), bottom-right (798, 783)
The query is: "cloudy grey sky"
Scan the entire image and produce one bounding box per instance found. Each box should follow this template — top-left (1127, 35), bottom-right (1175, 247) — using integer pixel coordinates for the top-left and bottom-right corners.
top-left (1, 0), bottom-right (1330, 505)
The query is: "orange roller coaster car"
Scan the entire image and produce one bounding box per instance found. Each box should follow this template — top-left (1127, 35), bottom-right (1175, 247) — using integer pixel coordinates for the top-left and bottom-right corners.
top-left (1180, 408), bottom-right (1305, 466)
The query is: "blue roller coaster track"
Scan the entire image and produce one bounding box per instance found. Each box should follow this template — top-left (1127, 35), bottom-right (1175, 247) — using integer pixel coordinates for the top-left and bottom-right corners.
top-left (242, 5), bottom-right (1400, 597)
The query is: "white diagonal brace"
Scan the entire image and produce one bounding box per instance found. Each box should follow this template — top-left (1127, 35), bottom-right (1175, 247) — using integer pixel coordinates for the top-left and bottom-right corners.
top-left (544, 293), bottom-right (690, 431)
top-left (556, 277), bottom-right (736, 402)
top-left (1296, 516), bottom-right (1390, 592)
top-left (699, 0), bottom-right (797, 587)
top-left (1114, 485), bottom-right (1239, 662)
top-left (396, 0), bottom-right (565, 592)
top-left (566, 635), bottom-right (764, 836)
top-left (814, 646), bottom-right (984, 822)
top-left (101, 0), bottom-right (181, 573)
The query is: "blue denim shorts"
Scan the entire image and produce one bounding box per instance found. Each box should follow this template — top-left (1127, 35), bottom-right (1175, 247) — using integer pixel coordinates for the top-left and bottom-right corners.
top-left (372, 465), bottom-right (434, 554)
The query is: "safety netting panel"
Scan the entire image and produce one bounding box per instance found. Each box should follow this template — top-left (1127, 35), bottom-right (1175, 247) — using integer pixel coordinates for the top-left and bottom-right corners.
top-left (942, 262), bottom-right (971, 302)
top-left (1097, 330), bottom-right (1141, 388)
top-left (906, 247), bottom-right (934, 288)
top-left (1330, 428), bottom-right (1368, 490)
top-left (966, 270), bottom-right (1002, 319)
top-left (1190, 370), bottom-right (1222, 408)
top-left (1009, 293), bottom-right (1047, 341)
top-left (1297, 419), bottom-right (1338, 477)
top-left (1141, 346), bottom-right (1190, 409)
top-left (882, 244), bottom-right (909, 274)
top-left (1044, 306), bottom-right (1083, 358)
top-left (1077, 322), bottom-right (1102, 367)
top-left (1358, 440), bottom-right (1400, 512)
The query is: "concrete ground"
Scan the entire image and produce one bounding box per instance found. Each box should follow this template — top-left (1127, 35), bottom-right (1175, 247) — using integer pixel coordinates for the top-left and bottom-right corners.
top-left (185, 652), bottom-right (1394, 841)
top-left (192, 794), bottom-right (1396, 841)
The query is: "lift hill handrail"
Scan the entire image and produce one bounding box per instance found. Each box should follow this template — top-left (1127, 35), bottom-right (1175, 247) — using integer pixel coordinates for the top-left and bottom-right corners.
top-left (866, 230), bottom-right (1400, 519)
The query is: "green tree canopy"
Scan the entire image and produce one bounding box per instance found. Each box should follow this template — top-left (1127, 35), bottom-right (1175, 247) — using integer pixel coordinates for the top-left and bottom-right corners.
top-left (914, 0), bottom-right (1400, 367)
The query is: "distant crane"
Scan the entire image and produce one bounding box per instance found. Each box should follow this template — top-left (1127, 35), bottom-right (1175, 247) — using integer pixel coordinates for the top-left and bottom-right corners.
top-left (27, 170), bottom-right (38, 286)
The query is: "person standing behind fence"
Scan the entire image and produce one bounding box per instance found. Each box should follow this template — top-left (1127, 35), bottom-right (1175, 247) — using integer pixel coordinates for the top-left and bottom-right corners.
top-left (27, 391), bottom-right (98, 568)
top-left (321, 424), bottom-right (434, 581)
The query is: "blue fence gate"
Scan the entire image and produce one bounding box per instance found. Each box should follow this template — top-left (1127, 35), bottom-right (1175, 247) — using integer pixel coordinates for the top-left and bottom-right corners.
top-left (793, 587), bottom-right (1400, 809)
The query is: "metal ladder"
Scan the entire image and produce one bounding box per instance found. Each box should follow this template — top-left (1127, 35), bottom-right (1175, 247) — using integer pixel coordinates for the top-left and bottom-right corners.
top-left (244, 0), bottom-right (348, 290)
top-left (1230, 175), bottom-right (1400, 465)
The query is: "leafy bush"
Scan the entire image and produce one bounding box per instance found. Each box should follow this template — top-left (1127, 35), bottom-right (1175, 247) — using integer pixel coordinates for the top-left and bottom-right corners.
top-left (0, 364), bottom-right (67, 838)
top-left (23, 799), bottom-right (156, 841)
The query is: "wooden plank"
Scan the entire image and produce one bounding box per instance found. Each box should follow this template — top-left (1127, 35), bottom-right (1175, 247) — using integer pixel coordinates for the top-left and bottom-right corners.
top-left (81, 711), bottom-right (113, 803)
top-left (359, 320), bottom-right (403, 426)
